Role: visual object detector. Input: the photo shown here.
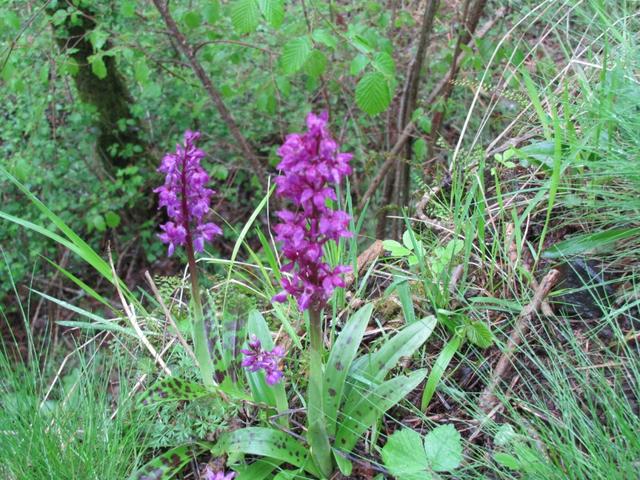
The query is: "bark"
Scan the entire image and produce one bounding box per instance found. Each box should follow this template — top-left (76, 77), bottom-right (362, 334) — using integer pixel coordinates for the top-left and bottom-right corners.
top-left (48, 5), bottom-right (145, 171)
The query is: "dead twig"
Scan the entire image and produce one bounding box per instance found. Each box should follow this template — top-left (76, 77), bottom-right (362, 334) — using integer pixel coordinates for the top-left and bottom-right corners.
top-left (478, 268), bottom-right (560, 415)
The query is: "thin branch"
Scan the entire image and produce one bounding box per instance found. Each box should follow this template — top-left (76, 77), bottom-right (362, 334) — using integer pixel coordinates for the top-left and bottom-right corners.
top-left (151, 0), bottom-right (268, 189)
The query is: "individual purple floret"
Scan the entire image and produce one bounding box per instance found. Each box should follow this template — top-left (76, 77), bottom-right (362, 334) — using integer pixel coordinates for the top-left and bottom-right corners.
top-left (155, 130), bottom-right (222, 256)
top-left (202, 466), bottom-right (235, 480)
top-left (241, 336), bottom-right (285, 385)
top-left (272, 111), bottom-right (353, 311)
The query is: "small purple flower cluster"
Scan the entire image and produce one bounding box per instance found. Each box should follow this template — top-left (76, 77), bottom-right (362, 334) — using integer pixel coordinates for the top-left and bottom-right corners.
top-left (155, 131), bottom-right (222, 256)
top-left (272, 112), bottom-right (353, 311)
top-left (203, 466), bottom-right (235, 480)
top-left (241, 336), bottom-right (285, 385)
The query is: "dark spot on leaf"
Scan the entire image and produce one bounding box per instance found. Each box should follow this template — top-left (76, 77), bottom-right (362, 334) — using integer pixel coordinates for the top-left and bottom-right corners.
top-left (335, 361), bottom-right (343, 371)
top-left (328, 388), bottom-right (337, 397)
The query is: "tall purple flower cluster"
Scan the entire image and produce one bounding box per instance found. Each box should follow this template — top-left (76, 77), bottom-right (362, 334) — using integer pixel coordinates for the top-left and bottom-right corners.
top-left (272, 112), bottom-right (353, 311)
top-left (241, 336), bottom-right (285, 385)
top-left (155, 131), bottom-right (222, 256)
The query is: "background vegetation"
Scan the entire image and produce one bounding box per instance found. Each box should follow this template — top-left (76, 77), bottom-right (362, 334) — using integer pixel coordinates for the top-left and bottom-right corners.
top-left (1, 0), bottom-right (638, 478)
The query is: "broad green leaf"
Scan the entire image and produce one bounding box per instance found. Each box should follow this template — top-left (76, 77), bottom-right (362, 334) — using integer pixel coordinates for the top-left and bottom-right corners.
top-left (333, 448), bottom-right (353, 476)
top-left (231, 0), bottom-right (260, 34)
top-left (351, 316), bottom-right (437, 383)
top-left (92, 214), bottom-right (106, 232)
top-left (494, 452), bottom-right (521, 470)
top-left (421, 333), bottom-right (462, 411)
top-left (382, 239), bottom-right (411, 257)
top-left (134, 60), bottom-right (150, 83)
top-left (355, 72), bottom-right (391, 115)
top-left (105, 211), bottom-right (121, 228)
top-left (335, 369), bottom-right (427, 453)
top-left (543, 227), bottom-right (640, 259)
top-left (466, 320), bottom-right (492, 348)
top-left (183, 11), bottom-right (202, 29)
top-left (312, 29), bottom-right (337, 49)
top-left (381, 428), bottom-right (430, 479)
top-left (205, 0), bottom-right (221, 23)
top-left (349, 54), bottom-right (369, 75)
top-left (138, 376), bottom-right (211, 405)
top-left (258, 0), bottom-right (284, 28)
top-left (304, 49), bottom-right (328, 78)
top-left (215, 428), bottom-right (318, 476)
top-left (90, 56), bottom-right (107, 79)
top-left (424, 424), bottom-right (463, 472)
top-left (372, 51), bottom-right (395, 76)
top-left (120, 1), bottom-right (136, 17)
top-left (280, 37), bottom-right (312, 74)
top-left (89, 29), bottom-right (109, 51)
top-left (234, 459), bottom-right (283, 480)
top-left (129, 444), bottom-right (202, 480)
top-left (324, 304), bottom-right (373, 436)
top-left (413, 138), bottom-right (427, 161)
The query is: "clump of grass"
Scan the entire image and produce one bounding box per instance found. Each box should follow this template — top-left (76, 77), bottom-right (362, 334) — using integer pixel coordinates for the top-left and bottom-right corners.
top-left (0, 324), bottom-right (151, 479)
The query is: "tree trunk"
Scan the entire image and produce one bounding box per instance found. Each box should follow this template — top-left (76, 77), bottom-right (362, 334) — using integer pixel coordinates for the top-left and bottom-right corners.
top-left (48, 5), bottom-right (146, 172)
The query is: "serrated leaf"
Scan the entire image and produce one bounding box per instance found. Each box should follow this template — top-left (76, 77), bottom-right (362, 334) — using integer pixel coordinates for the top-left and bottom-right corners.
top-left (381, 428), bottom-right (430, 479)
top-left (134, 60), bottom-right (150, 83)
top-left (324, 304), bottom-right (373, 436)
top-left (258, 0), bottom-right (284, 28)
top-left (312, 29), bottom-right (337, 49)
top-left (215, 428), bottom-right (318, 476)
top-left (304, 49), bottom-right (328, 78)
top-left (231, 0), bottom-right (260, 34)
top-left (356, 72), bottom-right (391, 115)
top-left (466, 320), bottom-right (492, 348)
top-left (372, 51), bottom-right (395, 76)
top-left (120, 1), bottom-right (136, 17)
top-left (280, 37), bottom-right (312, 74)
top-left (424, 424), bottom-right (463, 472)
top-left (88, 29), bottom-right (109, 51)
top-left (349, 54), bottom-right (369, 75)
top-left (90, 56), bottom-right (107, 79)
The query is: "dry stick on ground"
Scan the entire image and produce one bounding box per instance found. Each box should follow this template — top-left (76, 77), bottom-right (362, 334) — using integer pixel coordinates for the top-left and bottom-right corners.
top-left (478, 268), bottom-right (560, 415)
top-left (151, 0), bottom-right (268, 189)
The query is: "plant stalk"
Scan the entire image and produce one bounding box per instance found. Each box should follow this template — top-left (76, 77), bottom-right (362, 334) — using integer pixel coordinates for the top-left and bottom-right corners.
top-left (307, 308), bottom-right (333, 478)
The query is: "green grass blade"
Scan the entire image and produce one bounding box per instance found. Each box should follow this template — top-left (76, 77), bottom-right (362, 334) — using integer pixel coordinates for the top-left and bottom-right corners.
top-left (421, 333), bottom-right (462, 411)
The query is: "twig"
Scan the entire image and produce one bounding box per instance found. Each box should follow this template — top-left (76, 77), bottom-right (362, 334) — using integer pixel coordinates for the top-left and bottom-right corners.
top-left (344, 240), bottom-right (385, 289)
top-left (150, 0), bottom-right (268, 189)
top-left (478, 268), bottom-right (560, 415)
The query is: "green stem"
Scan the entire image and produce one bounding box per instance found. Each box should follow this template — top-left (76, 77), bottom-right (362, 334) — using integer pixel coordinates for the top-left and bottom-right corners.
top-left (186, 241), bottom-right (215, 388)
top-left (307, 308), bottom-right (333, 478)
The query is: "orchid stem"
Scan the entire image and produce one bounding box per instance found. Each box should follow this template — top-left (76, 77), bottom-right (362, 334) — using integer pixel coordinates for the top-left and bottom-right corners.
top-left (307, 308), bottom-right (333, 478)
top-left (186, 241), bottom-right (215, 388)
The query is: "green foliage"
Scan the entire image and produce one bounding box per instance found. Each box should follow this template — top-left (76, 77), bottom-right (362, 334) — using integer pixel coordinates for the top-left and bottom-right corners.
top-left (381, 425), bottom-right (462, 479)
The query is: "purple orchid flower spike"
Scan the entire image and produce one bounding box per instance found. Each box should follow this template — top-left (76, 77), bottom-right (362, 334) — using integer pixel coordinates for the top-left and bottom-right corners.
top-left (241, 336), bottom-right (285, 385)
top-left (155, 130), bottom-right (222, 256)
top-left (272, 111), bottom-right (353, 311)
